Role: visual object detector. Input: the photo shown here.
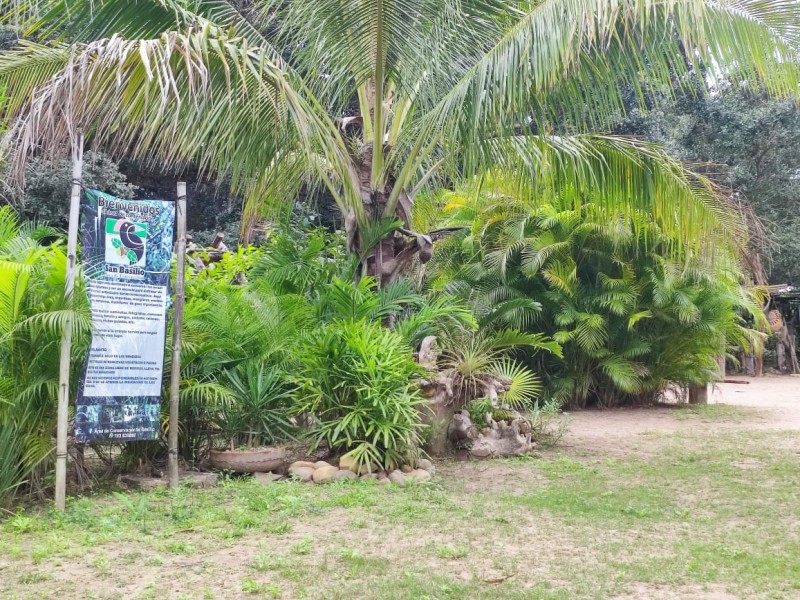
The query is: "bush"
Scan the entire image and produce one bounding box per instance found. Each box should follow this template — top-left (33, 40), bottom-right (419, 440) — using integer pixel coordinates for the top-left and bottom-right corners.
top-left (14, 152), bottom-right (137, 228)
top-left (213, 362), bottom-right (296, 450)
top-left (422, 178), bottom-right (764, 409)
top-left (0, 207), bottom-right (90, 506)
top-left (293, 319), bottom-right (427, 470)
top-left (167, 229), bottom-right (477, 467)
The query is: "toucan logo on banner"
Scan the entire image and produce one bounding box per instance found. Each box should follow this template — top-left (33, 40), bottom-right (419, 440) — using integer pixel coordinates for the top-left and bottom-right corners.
top-left (105, 217), bottom-right (147, 267)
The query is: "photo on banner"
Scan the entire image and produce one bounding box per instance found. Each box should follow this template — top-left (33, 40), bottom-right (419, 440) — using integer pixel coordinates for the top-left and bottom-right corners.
top-left (75, 190), bottom-right (175, 443)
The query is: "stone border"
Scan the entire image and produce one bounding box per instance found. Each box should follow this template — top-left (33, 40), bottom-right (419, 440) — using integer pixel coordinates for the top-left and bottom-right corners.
top-left (287, 458), bottom-right (435, 486)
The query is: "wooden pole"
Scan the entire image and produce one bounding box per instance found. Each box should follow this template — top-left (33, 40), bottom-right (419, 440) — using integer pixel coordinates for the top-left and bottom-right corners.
top-left (55, 134), bottom-right (84, 511)
top-left (167, 183), bottom-right (187, 489)
top-left (688, 384), bottom-right (708, 405)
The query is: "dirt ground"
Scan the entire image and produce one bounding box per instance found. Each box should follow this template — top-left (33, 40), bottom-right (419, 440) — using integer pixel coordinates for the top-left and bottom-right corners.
top-left (561, 375), bottom-right (800, 456)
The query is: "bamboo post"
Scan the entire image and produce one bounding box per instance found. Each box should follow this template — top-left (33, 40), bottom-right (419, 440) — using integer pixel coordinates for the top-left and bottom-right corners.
top-left (55, 134), bottom-right (84, 511)
top-left (167, 183), bottom-right (187, 489)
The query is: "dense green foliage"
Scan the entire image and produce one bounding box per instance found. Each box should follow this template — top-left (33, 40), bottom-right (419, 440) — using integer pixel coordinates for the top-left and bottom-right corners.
top-left (213, 363), bottom-right (296, 451)
top-left (422, 179), bottom-right (764, 408)
top-left (170, 231), bottom-right (479, 469)
top-left (10, 152), bottom-right (137, 227)
top-left (294, 319), bottom-right (426, 469)
top-left (0, 207), bottom-right (90, 506)
top-left (0, 188), bottom-right (769, 505)
top-left (2, 0), bottom-right (795, 502)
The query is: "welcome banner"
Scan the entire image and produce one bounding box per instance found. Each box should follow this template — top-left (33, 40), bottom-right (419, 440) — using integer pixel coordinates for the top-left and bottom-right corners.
top-left (75, 190), bottom-right (175, 443)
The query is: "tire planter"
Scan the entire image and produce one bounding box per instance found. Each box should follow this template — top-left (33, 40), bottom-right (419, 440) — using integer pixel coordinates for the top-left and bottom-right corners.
top-left (209, 447), bottom-right (287, 473)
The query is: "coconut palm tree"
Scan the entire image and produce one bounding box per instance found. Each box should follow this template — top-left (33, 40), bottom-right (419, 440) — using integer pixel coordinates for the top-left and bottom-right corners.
top-left (1, 0), bottom-right (799, 283)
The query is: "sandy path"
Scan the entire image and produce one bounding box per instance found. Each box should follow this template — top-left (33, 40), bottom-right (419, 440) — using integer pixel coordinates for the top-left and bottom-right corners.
top-left (712, 375), bottom-right (800, 416)
top-left (561, 375), bottom-right (800, 453)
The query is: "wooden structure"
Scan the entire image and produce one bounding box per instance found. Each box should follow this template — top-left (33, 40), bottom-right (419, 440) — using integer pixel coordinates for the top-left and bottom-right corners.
top-left (767, 285), bottom-right (800, 374)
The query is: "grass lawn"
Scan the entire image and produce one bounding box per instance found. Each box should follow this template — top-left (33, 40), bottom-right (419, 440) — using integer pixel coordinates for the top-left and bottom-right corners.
top-left (1, 422), bottom-right (799, 599)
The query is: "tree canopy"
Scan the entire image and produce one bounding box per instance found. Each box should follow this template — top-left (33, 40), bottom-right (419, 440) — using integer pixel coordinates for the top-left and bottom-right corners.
top-left (618, 85), bottom-right (800, 285)
top-left (2, 0), bottom-right (800, 281)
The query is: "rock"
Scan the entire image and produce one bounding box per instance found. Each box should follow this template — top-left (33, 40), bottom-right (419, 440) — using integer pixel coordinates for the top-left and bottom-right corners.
top-left (118, 475), bottom-right (167, 490)
top-left (468, 418), bottom-right (534, 458)
top-left (388, 470), bottom-right (407, 486)
top-left (339, 455), bottom-right (378, 473)
top-left (119, 472), bottom-right (219, 490)
top-left (254, 472), bottom-right (283, 484)
top-left (419, 373), bottom-right (457, 457)
top-left (289, 460), bottom-right (316, 470)
top-left (448, 411), bottom-right (478, 444)
top-left (181, 472), bottom-right (218, 489)
top-left (339, 454), bottom-right (357, 472)
top-left (418, 336), bottom-right (439, 370)
top-left (313, 461), bottom-right (333, 469)
top-left (359, 473), bottom-right (379, 481)
top-left (401, 464), bottom-right (414, 474)
top-left (289, 466), bottom-right (314, 482)
top-left (312, 465), bottom-right (339, 484)
top-left (375, 471), bottom-right (388, 480)
top-left (469, 444), bottom-right (492, 458)
top-left (417, 459), bottom-right (433, 471)
top-left (359, 462), bottom-right (379, 475)
top-left (333, 469), bottom-right (358, 481)
top-left (377, 477), bottom-right (391, 485)
top-left (408, 469), bottom-right (432, 483)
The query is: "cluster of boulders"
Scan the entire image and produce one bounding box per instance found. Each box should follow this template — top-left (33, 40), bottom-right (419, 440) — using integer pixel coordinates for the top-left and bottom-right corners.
top-left (287, 456), bottom-right (434, 486)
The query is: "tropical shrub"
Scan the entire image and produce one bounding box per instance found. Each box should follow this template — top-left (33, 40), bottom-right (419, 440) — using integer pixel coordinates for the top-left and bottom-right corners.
top-left (171, 229), bottom-right (475, 466)
top-left (0, 206), bottom-right (90, 505)
top-left (259, 230), bottom-right (560, 453)
top-left (293, 319), bottom-right (426, 470)
top-left (213, 362), bottom-right (296, 450)
top-left (436, 328), bottom-right (560, 409)
top-left (251, 229), bottom-right (352, 300)
top-left (423, 178), bottom-right (765, 408)
top-left (169, 279), bottom-right (313, 462)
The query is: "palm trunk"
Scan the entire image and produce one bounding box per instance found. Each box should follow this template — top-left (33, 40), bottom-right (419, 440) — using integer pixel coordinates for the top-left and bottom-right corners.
top-left (354, 147), bottom-right (413, 286)
top-left (688, 384), bottom-right (708, 405)
top-left (350, 143), bottom-right (457, 287)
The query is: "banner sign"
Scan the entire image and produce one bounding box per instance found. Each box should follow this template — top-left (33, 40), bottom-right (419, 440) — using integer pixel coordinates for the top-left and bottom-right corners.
top-left (75, 190), bottom-right (175, 443)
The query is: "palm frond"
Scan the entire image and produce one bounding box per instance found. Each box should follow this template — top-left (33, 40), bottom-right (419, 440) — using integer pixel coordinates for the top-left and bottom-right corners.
top-left (411, 0), bottom-right (800, 151)
top-left (493, 358), bottom-right (542, 408)
top-left (1, 26), bottom-right (359, 213)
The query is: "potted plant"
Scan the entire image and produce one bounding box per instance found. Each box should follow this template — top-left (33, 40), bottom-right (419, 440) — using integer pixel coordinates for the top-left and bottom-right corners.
top-left (209, 362), bottom-right (296, 472)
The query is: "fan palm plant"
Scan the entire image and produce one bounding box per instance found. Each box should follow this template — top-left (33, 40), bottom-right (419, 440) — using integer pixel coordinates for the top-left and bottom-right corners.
top-left (214, 362), bottom-right (296, 451)
top-left (2, 0), bottom-right (799, 283)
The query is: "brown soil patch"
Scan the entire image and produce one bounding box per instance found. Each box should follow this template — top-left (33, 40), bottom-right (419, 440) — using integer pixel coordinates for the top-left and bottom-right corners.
top-left (561, 375), bottom-right (800, 456)
top-left (613, 582), bottom-right (740, 600)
